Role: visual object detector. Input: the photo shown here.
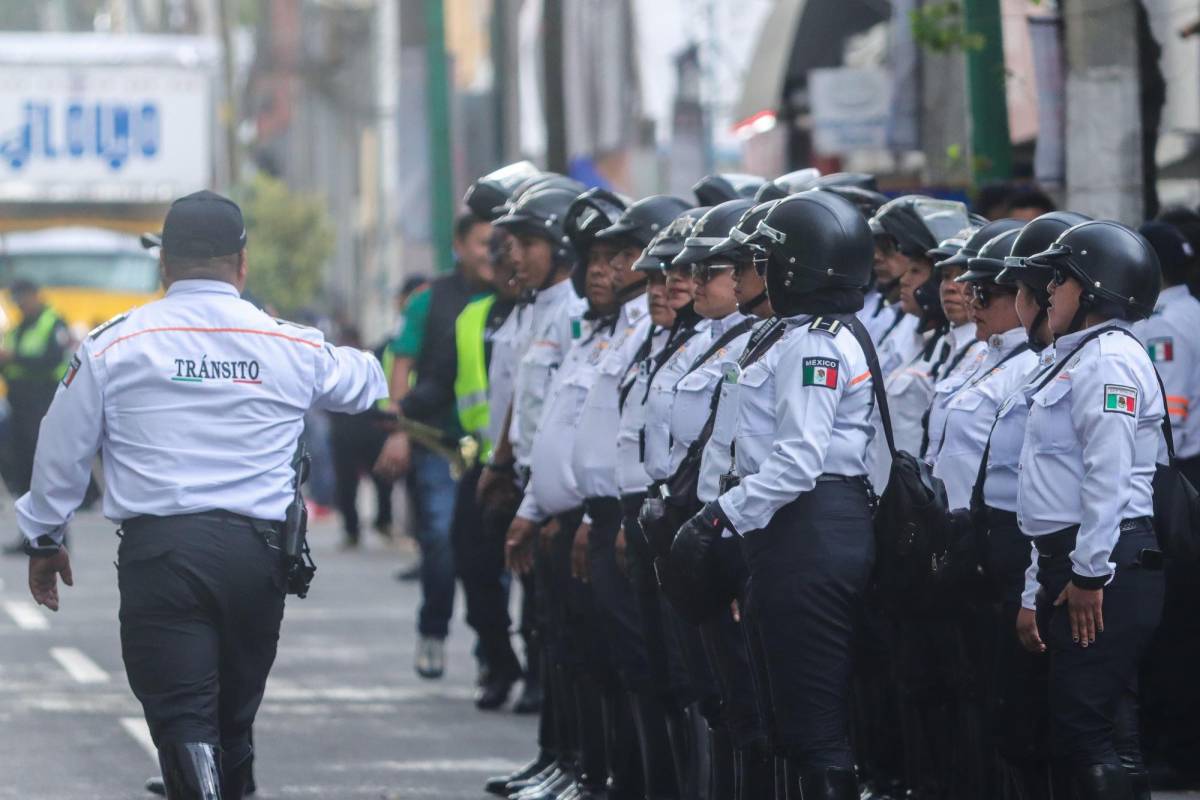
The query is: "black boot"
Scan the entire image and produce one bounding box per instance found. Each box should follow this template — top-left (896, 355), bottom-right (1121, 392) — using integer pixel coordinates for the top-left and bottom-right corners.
top-left (1072, 764), bottom-right (1135, 800)
top-left (788, 765), bottom-right (858, 800)
top-left (574, 675), bottom-right (608, 797)
top-left (708, 726), bottom-right (735, 800)
top-left (158, 742), bottom-right (222, 800)
top-left (486, 754), bottom-right (556, 796)
top-left (603, 689), bottom-right (643, 800)
top-left (630, 692), bottom-right (681, 799)
top-left (515, 627), bottom-right (545, 715)
top-left (735, 741), bottom-right (774, 800)
top-left (221, 752), bottom-right (254, 800)
top-left (144, 777), bottom-right (166, 796)
top-left (664, 703), bottom-right (710, 800)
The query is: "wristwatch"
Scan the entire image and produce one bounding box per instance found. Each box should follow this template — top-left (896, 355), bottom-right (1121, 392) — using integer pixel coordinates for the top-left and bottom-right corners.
top-left (22, 534), bottom-right (62, 558)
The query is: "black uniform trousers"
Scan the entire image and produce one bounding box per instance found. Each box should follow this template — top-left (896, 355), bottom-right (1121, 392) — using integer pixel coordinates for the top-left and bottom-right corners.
top-left (739, 477), bottom-right (874, 770)
top-left (117, 512), bottom-right (286, 771)
top-left (1032, 522), bottom-right (1164, 768)
top-left (328, 412), bottom-right (393, 542)
top-left (452, 464), bottom-right (522, 678)
top-left (586, 496), bottom-right (652, 691)
top-left (5, 379), bottom-right (58, 495)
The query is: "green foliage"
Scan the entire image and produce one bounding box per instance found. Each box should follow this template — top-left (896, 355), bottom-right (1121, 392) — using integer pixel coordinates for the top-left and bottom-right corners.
top-left (910, 2), bottom-right (985, 53)
top-left (237, 173), bottom-right (334, 315)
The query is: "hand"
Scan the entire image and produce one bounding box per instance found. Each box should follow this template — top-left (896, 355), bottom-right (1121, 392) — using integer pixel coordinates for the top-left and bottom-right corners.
top-left (29, 549), bottom-right (73, 612)
top-left (1055, 583), bottom-right (1104, 647)
top-left (571, 522), bottom-right (591, 583)
top-left (538, 518), bottom-right (561, 553)
top-left (373, 432), bottom-right (412, 479)
top-left (1016, 607), bottom-right (1044, 653)
top-left (670, 504), bottom-right (724, 581)
top-left (615, 527), bottom-right (628, 578)
top-left (730, 599), bottom-right (741, 623)
top-left (505, 516), bottom-right (539, 574)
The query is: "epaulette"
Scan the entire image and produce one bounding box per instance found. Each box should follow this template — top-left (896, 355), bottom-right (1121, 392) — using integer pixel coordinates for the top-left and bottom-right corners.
top-left (808, 316), bottom-right (844, 336)
top-left (274, 317), bottom-right (312, 331)
top-left (87, 313), bottom-right (128, 340)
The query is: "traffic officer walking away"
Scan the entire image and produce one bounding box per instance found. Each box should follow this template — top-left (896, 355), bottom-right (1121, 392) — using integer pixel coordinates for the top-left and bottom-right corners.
top-left (1015, 221), bottom-right (1165, 799)
top-left (18, 190), bottom-right (387, 799)
top-left (673, 190), bottom-right (879, 799)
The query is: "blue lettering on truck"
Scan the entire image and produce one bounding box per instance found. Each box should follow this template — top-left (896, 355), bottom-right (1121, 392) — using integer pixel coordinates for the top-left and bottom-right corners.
top-left (0, 100), bottom-right (161, 171)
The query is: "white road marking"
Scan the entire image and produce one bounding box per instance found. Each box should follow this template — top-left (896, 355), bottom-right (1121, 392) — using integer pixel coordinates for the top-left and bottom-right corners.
top-left (50, 647), bottom-right (110, 684)
top-left (3, 600), bottom-right (49, 630)
top-left (120, 716), bottom-right (158, 760)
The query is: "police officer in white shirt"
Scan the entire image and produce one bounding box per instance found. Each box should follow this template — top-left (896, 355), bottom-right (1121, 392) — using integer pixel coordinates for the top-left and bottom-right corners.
top-left (19, 191), bottom-right (387, 800)
top-left (672, 190), bottom-right (878, 799)
top-left (1014, 221), bottom-right (1165, 799)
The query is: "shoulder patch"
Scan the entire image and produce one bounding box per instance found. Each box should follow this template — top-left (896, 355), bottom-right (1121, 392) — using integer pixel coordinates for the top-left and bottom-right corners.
top-left (87, 313), bottom-right (128, 340)
top-left (61, 353), bottom-right (81, 387)
top-left (1147, 337), bottom-right (1174, 362)
top-left (1104, 384), bottom-right (1137, 416)
top-left (808, 316), bottom-right (844, 336)
top-left (802, 357), bottom-right (839, 388)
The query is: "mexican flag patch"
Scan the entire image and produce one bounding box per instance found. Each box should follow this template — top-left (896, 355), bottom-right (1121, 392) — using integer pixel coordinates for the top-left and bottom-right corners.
top-left (802, 357), bottom-right (839, 388)
top-left (1104, 384), bottom-right (1137, 416)
top-left (1147, 337), bottom-right (1174, 362)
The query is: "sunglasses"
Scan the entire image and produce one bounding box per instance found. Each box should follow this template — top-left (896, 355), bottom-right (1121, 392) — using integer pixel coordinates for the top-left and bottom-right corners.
top-left (969, 282), bottom-right (1015, 307)
top-left (692, 262), bottom-right (735, 283)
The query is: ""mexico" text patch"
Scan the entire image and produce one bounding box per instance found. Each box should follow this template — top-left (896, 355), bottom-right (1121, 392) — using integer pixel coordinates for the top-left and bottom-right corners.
top-left (802, 357), bottom-right (839, 389)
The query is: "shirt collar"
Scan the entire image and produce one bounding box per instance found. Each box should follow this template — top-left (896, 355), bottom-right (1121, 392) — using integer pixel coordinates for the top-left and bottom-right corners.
top-left (1053, 318), bottom-right (1133, 352)
top-left (165, 279), bottom-right (241, 298)
top-left (534, 279), bottom-right (574, 307)
top-left (708, 310), bottom-right (748, 337)
top-left (949, 322), bottom-right (977, 350)
top-left (987, 326), bottom-right (1027, 352)
top-left (621, 292), bottom-right (649, 325)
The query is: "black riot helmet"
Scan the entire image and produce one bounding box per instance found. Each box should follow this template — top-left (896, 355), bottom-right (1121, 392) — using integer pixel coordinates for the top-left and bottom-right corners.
top-left (754, 168), bottom-right (822, 202)
top-left (564, 188), bottom-right (629, 296)
top-left (673, 200), bottom-right (755, 267)
top-left (995, 211), bottom-right (1093, 299)
top-left (708, 200), bottom-right (778, 313)
top-left (870, 196), bottom-right (972, 260)
top-left (597, 195), bottom-right (693, 251)
top-left (633, 207), bottom-right (708, 272)
top-left (926, 229), bottom-right (973, 269)
top-left (934, 218), bottom-right (1025, 271)
top-left (821, 185), bottom-right (889, 221)
top-left (817, 172), bottom-right (879, 192)
top-left (692, 173), bottom-right (767, 206)
top-left (1027, 220), bottom-right (1162, 325)
top-left (493, 173), bottom-right (585, 220)
top-left (492, 185), bottom-right (581, 270)
top-left (957, 227), bottom-right (1024, 284)
top-left (753, 190), bottom-right (874, 315)
top-left (463, 161), bottom-right (542, 221)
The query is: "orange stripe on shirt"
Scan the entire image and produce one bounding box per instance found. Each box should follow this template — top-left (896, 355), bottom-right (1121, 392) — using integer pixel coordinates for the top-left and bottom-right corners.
top-left (850, 370), bottom-right (872, 386)
top-left (1166, 395), bottom-right (1190, 408)
top-left (92, 326), bottom-right (324, 357)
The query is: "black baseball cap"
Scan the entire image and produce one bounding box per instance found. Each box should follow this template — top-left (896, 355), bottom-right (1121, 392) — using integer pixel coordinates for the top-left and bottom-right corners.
top-left (149, 190), bottom-right (248, 258)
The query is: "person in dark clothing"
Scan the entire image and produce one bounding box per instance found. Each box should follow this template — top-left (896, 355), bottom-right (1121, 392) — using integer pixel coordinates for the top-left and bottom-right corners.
top-left (376, 212), bottom-right (494, 679)
top-left (2, 280), bottom-right (69, 556)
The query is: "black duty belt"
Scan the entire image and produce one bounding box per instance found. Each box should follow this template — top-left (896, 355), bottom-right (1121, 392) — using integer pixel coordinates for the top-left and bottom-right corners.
top-left (1030, 517), bottom-right (1153, 558)
top-left (122, 510), bottom-right (282, 542)
top-left (984, 507), bottom-right (1018, 529)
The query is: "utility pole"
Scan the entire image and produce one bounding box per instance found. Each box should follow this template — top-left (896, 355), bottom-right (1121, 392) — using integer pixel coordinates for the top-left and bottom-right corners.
top-left (216, 0), bottom-right (239, 187)
top-left (1061, 0), bottom-right (1143, 222)
top-left (425, 0), bottom-right (454, 273)
top-left (542, 0), bottom-right (568, 174)
top-left (963, 0), bottom-right (1012, 184)
top-left (375, 0), bottom-right (402, 337)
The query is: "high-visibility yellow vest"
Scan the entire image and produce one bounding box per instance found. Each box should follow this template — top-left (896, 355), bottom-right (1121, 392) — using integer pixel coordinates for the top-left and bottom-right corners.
top-left (5, 306), bottom-right (69, 381)
top-left (454, 294), bottom-right (494, 456)
top-left (376, 348), bottom-right (396, 412)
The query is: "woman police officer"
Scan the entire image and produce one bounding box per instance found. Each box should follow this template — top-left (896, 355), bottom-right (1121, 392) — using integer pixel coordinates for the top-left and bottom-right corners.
top-left (671, 190), bottom-right (878, 799)
top-left (1014, 220), bottom-right (1165, 800)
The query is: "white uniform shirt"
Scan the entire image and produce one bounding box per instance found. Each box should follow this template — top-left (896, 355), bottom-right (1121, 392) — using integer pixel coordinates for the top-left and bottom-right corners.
top-left (866, 328), bottom-right (947, 493)
top-left (518, 317), bottom-right (612, 520)
top-left (16, 280), bottom-right (387, 543)
top-left (697, 320), bottom-right (772, 504)
top-left (875, 311), bottom-right (921, 376)
top-left (1017, 322), bottom-right (1163, 583)
top-left (667, 313), bottom-right (754, 475)
top-left (643, 321), bottom-right (714, 481)
top-left (572, 295), bottom-right (653, 499)
top-left (985, 348), bottom-right (1055, 517)
top-left (717, 316), bottom-right (875, 534)
top-left (485, 302), bottom-right (526, 449)
top-left (932, 328), bottom-right (1037, 509)
top-left (510, 280), bottom-right (584, 468)
top-left (1133, 284), bottom-right (1200, 458)
top-left (858, 290), bottom-right (895, 344)
top-left (616, 326), bottom-right (670, 496)
top-left (923, 323), bottom-right (986, 461)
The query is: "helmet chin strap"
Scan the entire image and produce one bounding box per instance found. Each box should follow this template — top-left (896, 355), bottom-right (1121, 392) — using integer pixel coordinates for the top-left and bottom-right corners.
top-left (615, 275), bottom-right (648, 304)
top-left (738, 290), bottom-right (769, 316)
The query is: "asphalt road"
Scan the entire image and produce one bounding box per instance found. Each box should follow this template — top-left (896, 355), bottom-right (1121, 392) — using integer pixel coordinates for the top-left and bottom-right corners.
top-left (0, 508), bottom-right (535, 800)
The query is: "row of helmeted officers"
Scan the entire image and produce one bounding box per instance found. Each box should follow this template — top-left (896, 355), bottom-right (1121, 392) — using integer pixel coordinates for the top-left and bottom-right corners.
top-left (465, 164), bottom-right (1196, 800)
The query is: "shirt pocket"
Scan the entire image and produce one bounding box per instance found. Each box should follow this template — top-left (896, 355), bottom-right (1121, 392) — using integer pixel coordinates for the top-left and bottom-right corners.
top-left (1029, 379), bottom-right (1076, 453)
top-left (734, 364), bottom-right (774, 440)
top-left (672, 370), bottom-right (718, 446)
top-left (940, 389), bottom-right (987, 456)
top-left (520, 344), bottom-right (561, 397)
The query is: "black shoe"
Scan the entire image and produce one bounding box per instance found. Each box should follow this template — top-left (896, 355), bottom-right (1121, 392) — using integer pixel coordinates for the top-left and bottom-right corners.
top-left (484, 753), bottom-right (554, 796)
top-left (373, 519), bottom-right (393, 539)
top-left (1072, 764), bottom-right (1134, 800)
top-left (144, 777), bottom-right (166, 796)
top-left (789, 765), bottom-right (858, 800)
top-left (159, 742), bottom-right (222, 799)
top-left (513, 676), bottom-right (544, 715)
top-left (395, 560), bottom-right (422, 582)
top-left (477, 673), bottom-right (519, 711)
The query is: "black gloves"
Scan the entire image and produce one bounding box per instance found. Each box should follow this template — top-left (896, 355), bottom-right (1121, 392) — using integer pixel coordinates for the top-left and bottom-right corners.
top-left (670, 502), bottom-right (732, 580)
